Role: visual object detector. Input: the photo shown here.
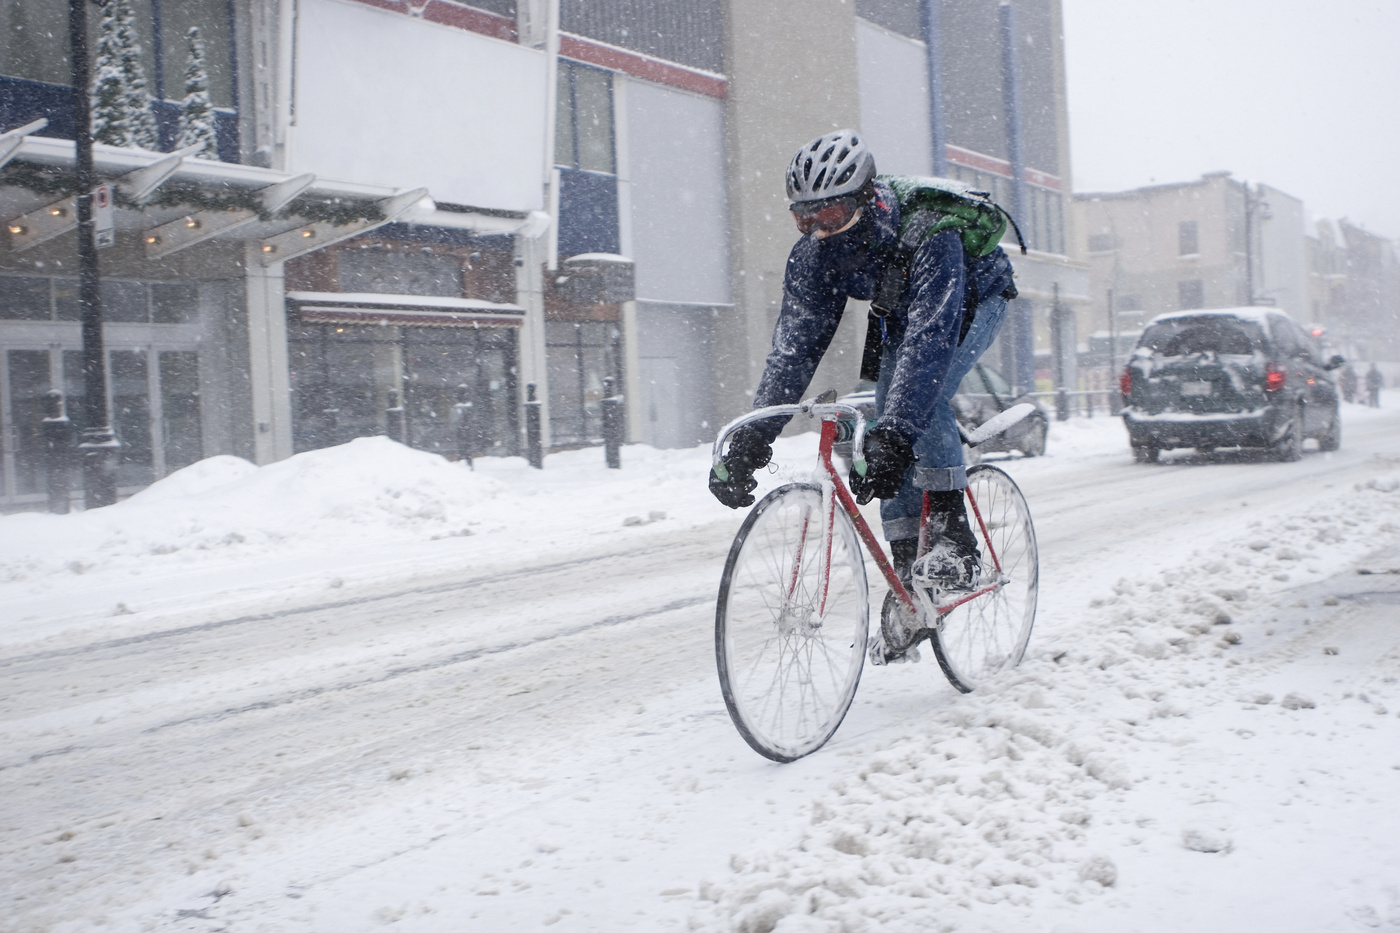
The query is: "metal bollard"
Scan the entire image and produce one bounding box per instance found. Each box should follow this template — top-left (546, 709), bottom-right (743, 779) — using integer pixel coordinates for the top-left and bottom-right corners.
top-left (452, 384), bottom-right (475, 468)
top-left (41, 390), bottom-right (74, 514)
top-left (1054, 387), bottom-right (1070, 422)
top-left (524, 382), bottom-right (543, 469)
top-left (601, 377), bottom-right (623, 469)
top-left (385, 390), bottom-right (406, 445)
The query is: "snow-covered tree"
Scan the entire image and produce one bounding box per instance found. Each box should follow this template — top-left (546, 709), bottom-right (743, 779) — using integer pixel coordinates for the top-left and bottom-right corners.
top-left (176, 26), bottom-right (218, 159)
top-left (90, 0), bottom-right (158, 150)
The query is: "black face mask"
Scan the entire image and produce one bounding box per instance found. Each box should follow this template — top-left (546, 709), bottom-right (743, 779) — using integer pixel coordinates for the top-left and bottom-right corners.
top-left (815, 202), bottom-right (896, 301)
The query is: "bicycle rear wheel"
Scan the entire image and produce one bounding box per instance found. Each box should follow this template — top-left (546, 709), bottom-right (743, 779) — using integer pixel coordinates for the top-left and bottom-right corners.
top-left (930, 464), bottom-right (1038, 693)
top-left (716, 483), bottom-right (869, 762)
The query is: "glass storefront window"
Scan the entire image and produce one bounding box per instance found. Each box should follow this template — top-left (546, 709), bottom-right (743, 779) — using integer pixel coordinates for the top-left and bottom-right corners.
top-left (151, 283), bottom-right (198, 324)
top-left (0, 0), bottom-right (233, 107)
top-left (158, 0), bottom-right (235, 108)
top-left (5, 349), bottom-right (51, 495)
top-left (0, 276), bottom-right (50, 320)
top-left (546, 320), bottom-right (622, 447)
top-left (159, 350), bottom-right (202, 471)
top-left (288, 321), bottom-right (519, 458)
top-left (102, 280), bottom-right (150, 323)
top-left (110, 349), bottom-right (154, 487)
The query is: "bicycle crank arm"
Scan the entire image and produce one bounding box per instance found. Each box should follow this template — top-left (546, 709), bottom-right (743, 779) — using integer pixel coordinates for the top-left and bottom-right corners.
top-left (933, 578), bottom-right (1006, 615)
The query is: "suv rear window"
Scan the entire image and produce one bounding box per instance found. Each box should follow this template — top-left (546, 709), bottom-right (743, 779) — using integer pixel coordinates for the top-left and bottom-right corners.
top-left (1138, 316), bottom-right (1264, 356)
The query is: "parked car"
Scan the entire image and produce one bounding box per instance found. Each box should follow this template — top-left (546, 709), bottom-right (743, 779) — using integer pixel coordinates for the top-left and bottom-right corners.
top-left (1120, 308), bottom-right (1344, 463)
top-left (954, 363), bottom-right (1049, 457)
top-left (835, 362), bottom-right (1049, 462)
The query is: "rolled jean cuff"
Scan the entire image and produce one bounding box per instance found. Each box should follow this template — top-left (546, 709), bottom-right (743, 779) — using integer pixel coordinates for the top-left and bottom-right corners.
top-left (914, 464), bottom-right (967, 492)
top-left (881, 515), bottom-right (923, 541)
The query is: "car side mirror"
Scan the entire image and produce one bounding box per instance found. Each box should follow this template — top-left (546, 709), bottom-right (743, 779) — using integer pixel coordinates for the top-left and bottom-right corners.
top-left (1326, 355), bottom-right (1345, 370)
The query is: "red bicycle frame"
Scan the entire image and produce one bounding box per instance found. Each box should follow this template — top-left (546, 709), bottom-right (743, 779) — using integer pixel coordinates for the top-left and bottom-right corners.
top-left (811, 419), bottom-right (1003, 618)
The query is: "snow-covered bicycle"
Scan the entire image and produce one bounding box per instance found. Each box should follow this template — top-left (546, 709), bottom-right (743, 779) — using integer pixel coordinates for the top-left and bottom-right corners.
top-left (712, 393), bottom-right (1039, 762)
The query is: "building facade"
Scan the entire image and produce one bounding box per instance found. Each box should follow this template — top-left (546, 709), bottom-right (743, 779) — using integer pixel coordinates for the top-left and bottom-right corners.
top-left (1, 0), bottom-right (1085, 511)
top-left (1074, 172), bottom-right (1309, 372)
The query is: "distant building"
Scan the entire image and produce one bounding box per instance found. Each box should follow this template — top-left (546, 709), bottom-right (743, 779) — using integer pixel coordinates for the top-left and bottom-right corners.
top-left (1313, 221), bottom-right (1400, 364)
top-left (1074, 172), bottom-right (1308, 371)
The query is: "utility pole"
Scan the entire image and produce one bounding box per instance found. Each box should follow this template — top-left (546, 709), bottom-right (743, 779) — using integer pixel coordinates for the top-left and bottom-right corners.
top-left (920, 0), bottom-right (948, 176)
top-left (1107, 287), bottom-right (1121, 414)
top-left (999, 2), bottom-right (1034, 395)
top-left (69, 0), bottom-right (121, 508)
top-left (1243, 183), bottom-right (1270, 306)
top-left (1244, 183), bottom-right (1255, 305)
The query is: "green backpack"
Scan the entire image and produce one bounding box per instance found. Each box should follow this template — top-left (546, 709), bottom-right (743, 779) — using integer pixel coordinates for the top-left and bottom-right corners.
top-left (878, 173), bottom-right (1022, 260)
top-left (861, 174), bottom-right (1025, 381)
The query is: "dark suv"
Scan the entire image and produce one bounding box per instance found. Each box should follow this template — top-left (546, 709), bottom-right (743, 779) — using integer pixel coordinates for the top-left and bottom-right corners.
top-left (1121, 308), bottom-right (1344, 462)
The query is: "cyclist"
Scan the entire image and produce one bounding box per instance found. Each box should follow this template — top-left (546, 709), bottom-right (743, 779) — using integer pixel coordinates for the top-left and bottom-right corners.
top-left (709, 130), bottom-right (1017, 620)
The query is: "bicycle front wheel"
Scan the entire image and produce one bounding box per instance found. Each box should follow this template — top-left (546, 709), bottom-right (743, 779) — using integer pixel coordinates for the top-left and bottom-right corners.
top-left (716, 483), bottom-right (869, 762)
top-left (930, 464), bottom-right (1038, 693)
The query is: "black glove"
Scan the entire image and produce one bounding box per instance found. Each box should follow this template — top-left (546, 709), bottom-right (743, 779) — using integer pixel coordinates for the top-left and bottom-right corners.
top-left (850, 424), bottom-right (915, 504)
top-left (709, 429), bottom-right (772, 509)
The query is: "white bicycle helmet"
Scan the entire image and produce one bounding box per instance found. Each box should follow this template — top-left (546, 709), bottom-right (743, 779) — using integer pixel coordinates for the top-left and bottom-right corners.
top-left (786, 130), bottom-right (877, 203)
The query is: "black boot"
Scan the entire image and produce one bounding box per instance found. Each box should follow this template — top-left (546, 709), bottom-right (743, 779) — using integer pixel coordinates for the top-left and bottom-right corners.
top-left (913, 490), bottom-right (982, 592)
top-left (889, 537), bottom-right (919, 586)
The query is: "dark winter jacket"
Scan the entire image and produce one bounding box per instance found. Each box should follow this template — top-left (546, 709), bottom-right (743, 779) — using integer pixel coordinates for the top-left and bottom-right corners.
top-left (749, 180), bottom-right (1015, 444)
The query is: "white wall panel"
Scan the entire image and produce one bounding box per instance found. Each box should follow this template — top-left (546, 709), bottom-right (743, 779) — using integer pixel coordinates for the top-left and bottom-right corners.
top-left (855, 19), bottom-right (933, 178)
top-left (293, 0), bottom-right (547, 212)
top-left (624, 80), bottom-right (731, 305)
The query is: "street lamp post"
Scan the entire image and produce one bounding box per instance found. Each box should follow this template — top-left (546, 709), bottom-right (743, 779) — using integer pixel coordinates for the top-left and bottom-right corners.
top-left (68, 0), bottom-right (121, 508)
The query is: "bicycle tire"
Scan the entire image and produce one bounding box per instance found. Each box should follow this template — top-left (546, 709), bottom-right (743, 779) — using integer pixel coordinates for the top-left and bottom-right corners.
top-left (716, 483), bottom-right (869, 762)
top-left (929, 464), bottom-right (1038, 693)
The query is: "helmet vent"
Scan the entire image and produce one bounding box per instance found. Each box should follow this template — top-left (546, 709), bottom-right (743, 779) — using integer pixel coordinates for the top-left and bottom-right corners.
top-left (812, 167), bottom-right (828, 190)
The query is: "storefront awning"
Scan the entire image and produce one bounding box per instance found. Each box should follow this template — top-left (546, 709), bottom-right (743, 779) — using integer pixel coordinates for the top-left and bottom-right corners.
top-left (0, 124), bottom-right (549, 263)
top-left (288, 291), bottom-right (526, 328)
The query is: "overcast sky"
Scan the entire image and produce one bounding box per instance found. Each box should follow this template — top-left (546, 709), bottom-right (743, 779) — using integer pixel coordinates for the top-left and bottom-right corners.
top-left (1061, 0), bottom-right (1399, 240)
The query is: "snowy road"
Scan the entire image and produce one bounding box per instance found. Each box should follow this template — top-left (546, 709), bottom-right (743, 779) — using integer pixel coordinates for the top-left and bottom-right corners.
top-left (4, 406), bottom-right (1400, 932)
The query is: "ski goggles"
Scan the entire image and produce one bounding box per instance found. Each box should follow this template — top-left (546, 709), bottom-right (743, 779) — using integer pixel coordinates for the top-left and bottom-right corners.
top-left (790, 196), bottom-right (860, 236)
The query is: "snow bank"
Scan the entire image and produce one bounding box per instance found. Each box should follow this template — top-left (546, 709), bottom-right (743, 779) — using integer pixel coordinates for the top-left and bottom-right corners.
top-left (0, 437), bottom-right (509, 582)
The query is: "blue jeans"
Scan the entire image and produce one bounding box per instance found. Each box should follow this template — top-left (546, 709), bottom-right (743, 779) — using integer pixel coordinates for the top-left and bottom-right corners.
top-left (875, 294), bottom-right (1008, 542)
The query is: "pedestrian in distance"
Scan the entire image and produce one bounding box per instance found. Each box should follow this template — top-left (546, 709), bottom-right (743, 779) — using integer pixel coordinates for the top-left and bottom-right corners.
top-left (1366, 363), bottom-right (1383, 408)
top-left (1339, 363), bottom-right (1357, 405)
top-left (708, 130), bottom-right (1020, 658)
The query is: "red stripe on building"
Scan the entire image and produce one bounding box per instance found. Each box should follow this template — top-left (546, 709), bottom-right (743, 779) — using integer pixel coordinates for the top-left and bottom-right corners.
top-left (346, 0), bottom-right (406, 12)
top-left (946, 144), bottom-right (1061, 192)
top-left (559, 35), bottom-right (727, 99)
top-left (421, 0), bottom-right (517, 41)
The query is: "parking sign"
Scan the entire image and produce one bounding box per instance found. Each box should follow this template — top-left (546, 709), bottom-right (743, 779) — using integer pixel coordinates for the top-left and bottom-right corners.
top-left (93, 184), bottom-right (114, 248)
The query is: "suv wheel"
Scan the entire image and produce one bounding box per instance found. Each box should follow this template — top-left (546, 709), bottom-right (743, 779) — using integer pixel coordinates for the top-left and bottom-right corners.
top-left (1132, 443), bottom-right (1159, 463)
top-left (1318, 406), bottom-right (1341, 451)
top-left (1273, 405), bottom-right (1304, 462)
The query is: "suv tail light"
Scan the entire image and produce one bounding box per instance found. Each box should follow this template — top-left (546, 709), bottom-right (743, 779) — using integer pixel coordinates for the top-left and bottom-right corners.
top-left (1119, 366), bottom-right (1133, 397)
top-left (1265, 362), bottom-right (1286, 391)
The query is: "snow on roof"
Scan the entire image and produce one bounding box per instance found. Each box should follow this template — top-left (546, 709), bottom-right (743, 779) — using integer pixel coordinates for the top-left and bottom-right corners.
top-left (1147, 306), bottom-right (1293, 327)
top-left (287, 291), bottom-right (523, 313)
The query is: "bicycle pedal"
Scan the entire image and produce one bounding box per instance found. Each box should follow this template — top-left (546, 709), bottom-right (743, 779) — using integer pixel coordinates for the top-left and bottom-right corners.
top-left (868, 635), bottom-right (921, 666)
